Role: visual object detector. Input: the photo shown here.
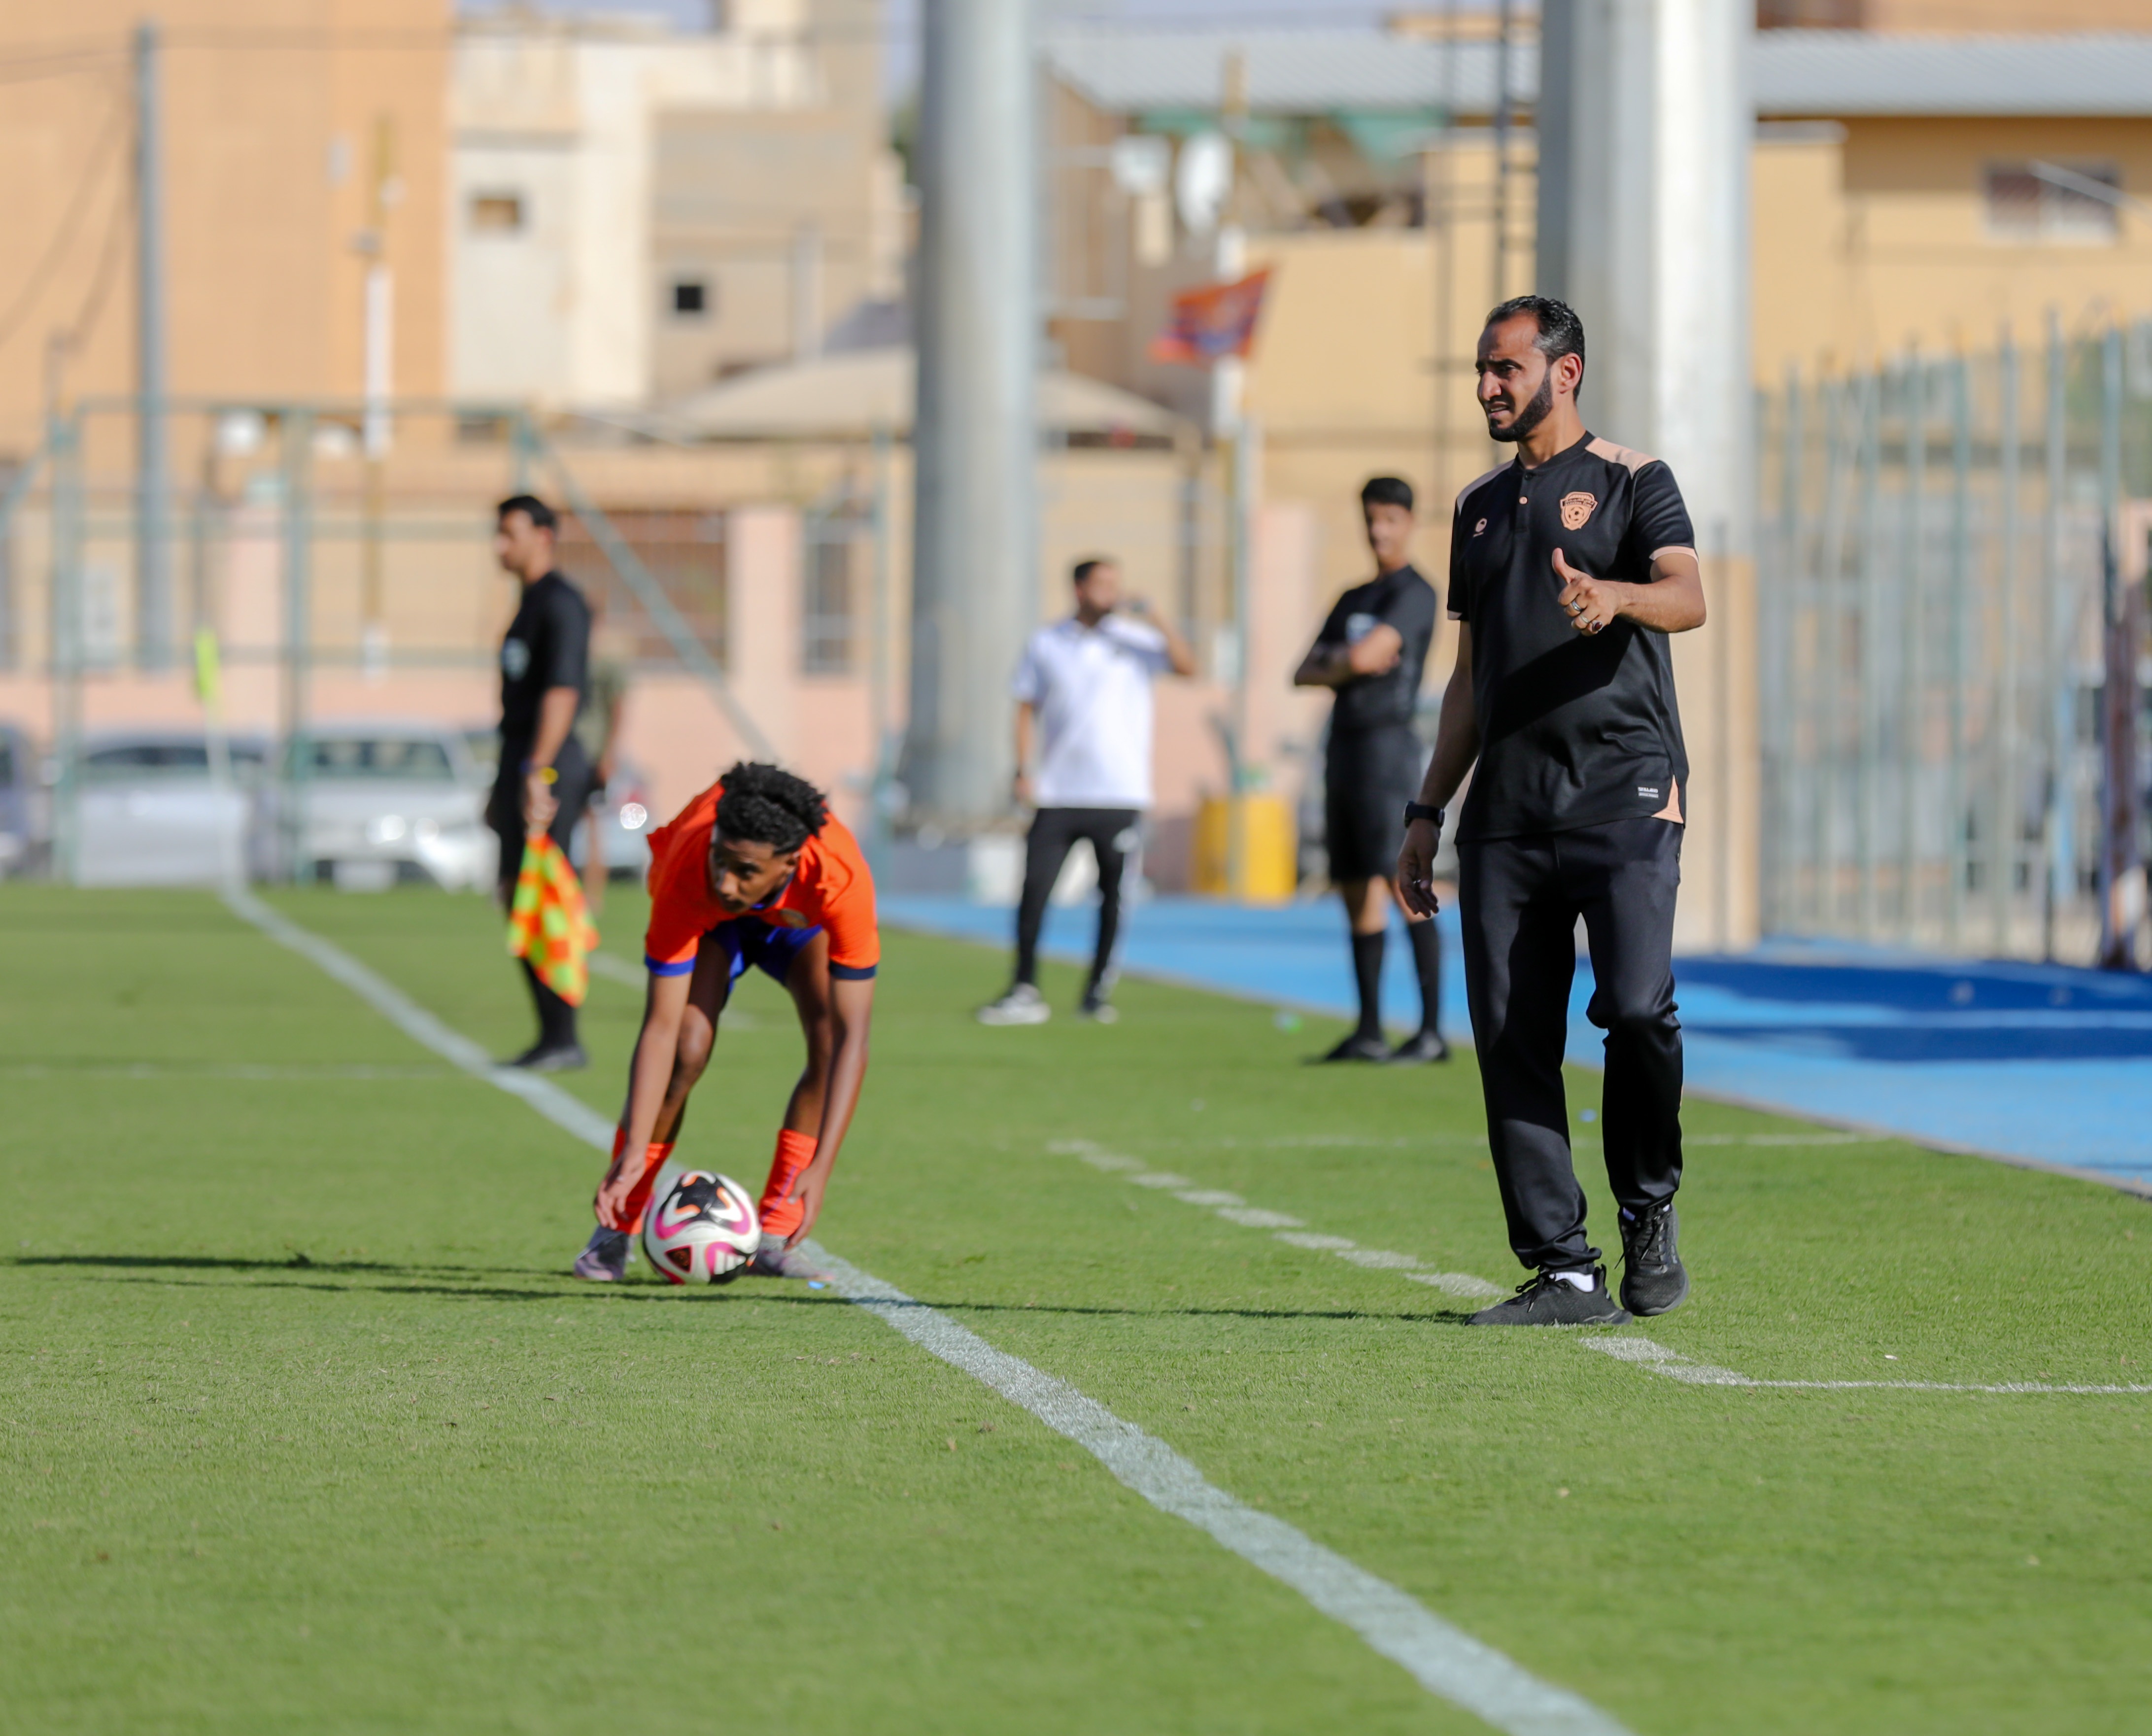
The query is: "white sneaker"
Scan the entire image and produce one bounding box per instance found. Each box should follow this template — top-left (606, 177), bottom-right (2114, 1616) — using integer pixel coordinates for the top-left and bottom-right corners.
top-left (976, 983), bottom-right (1051, 1025)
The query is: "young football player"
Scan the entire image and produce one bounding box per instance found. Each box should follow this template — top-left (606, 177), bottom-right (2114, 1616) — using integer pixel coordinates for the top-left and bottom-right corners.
top-left (571, 762), bottom-right (878, 1282)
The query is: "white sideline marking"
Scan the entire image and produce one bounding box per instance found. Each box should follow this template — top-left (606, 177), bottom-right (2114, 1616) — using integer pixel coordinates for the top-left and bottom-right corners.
top-left (1128, 1171), bottom-right (1196, 1190)
top-left (1581, 1336), bottom-right (2152, 1395)
top-left (0, 1061), bottom-right (451, 1081)
top-left (1404, 1273), bottom-right (1511, 1300)
top-left (585, 951), bottom-right (645, 987)
top-left (812, 1246), bottom-right (1634, 1736)
top-left (1056, 1140), bottom-right (2152, 1395)
top-left (223, 889), bottom-right (1632, 1735)
top-left (1175, 1190), bottom-right (1247, 1207)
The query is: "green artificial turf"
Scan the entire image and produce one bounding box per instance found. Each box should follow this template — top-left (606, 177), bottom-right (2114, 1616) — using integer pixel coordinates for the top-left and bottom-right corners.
top-left (1, 883), bottom-right (2148, 1735)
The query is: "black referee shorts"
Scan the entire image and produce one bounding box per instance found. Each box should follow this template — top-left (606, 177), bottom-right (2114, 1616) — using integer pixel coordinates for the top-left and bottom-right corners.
top-left (1324, 726), bottom-right (1423, 883)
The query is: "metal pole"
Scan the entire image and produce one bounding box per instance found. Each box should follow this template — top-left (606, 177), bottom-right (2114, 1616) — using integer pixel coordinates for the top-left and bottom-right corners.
top-left (1994, 331), bottom-right (2020, 954)
top-left (2040, 311), bottom-right (2067, 962)
top-left (134, 21), bottom-right (171, 671)
top-left (282, 410), bottom-right (314, 886)
top-left (1774, 363), bottom-right (1803, 934)
top-left (1815, 378), bottom-right (1851, 930)
top-left (1855, 367), bottom-right (1881, 940)
top-left (2097, 323), bottom-right (2126, 966)
top-left (867, 422), bottom-right (894, 859)
top-left (906, 0), bottom-right (1038, 826)
top-left (1900, 354), bottom-right (1925, 942)
top-left (1491, 0), bottom-right (1513, 303)
top-left (50, 412), bottom-right (85, 884)
top-left (1946, 354), bottom-right (1972, 952)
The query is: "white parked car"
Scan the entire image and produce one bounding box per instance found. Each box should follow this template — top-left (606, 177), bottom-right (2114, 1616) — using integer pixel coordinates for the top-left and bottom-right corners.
top-left (72, 731), bottom-right (269, 887)
top-left (275, 722), bottom-right (495, 892)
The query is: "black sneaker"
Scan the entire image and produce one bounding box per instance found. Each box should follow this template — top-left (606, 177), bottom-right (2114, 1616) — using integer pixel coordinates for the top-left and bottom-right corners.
top-left (1386, 1029), bottom-right (1451, 1064)
top-left (506, 1041), bottom-right (588, 1073)
top-left (1618, 1199), bottom-right (1690, 1317)
top-left (1468, 1266), bottom-right (1630, 1327)
top-left (1078, 991), bottom-right (1119, 1024)
top-left (1316, 1032), bottom-right (1391, 1063)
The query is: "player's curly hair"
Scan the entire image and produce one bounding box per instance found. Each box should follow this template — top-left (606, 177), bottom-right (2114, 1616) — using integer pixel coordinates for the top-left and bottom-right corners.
top-left (713, 762), bottom-right (827, 853)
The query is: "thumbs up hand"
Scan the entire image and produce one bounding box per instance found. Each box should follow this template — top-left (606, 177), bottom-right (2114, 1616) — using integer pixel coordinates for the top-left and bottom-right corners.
top-left (1552, 548), bottom-right (1622, 636)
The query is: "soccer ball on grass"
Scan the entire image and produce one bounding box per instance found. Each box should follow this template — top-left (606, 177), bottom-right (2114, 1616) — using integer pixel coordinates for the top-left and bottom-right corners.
top-left (643, 1170), bottom-right (760, 1285)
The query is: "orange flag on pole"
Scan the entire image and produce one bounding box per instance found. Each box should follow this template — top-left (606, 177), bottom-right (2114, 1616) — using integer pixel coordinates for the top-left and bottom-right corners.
top-left (507, 833), bottom-right (598, 1006)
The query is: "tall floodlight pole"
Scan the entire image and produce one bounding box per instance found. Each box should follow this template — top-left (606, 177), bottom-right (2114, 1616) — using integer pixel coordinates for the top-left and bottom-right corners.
top-left (135, 20), bottom-right (171, 670)
top-left (905, 0), bottom-right (1038, 825)
top-left (1538, 0), bottom-right (1753, 941)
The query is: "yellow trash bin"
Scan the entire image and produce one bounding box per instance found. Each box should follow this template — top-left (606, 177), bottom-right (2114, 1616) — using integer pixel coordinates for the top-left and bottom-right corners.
top-left (1193, 794), bottom-right (1298, 903)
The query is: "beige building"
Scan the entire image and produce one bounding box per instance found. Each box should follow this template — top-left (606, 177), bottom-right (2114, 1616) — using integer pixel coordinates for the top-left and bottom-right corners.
top-left (449, 0), bottom-right (903, 411)
top-left (0, 0), bottom-right (451, 461)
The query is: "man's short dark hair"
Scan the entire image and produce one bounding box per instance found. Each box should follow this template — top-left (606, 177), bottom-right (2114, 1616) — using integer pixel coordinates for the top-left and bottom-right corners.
top-left (1071, 556), bottom-right (1116, 586)
top-left (713, 761), bottom-right (827, 853)
top-left (1360, 477), bottom-right (1414, 514)
top-left (1484, 295), bottom-right (1587, 391)
top-left (497, 494), bottom-right (558, 534)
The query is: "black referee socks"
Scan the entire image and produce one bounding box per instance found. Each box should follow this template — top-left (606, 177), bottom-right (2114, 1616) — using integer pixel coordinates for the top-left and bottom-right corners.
top-left (1350, 930), bottom-right (1386, 1039)
top-left (1406, 919), bottom-right (1443, 1037)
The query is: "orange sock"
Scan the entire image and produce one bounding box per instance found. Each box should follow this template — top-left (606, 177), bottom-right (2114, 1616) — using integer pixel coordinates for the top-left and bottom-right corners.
top-left (756, 1129), bottom-right (819, 1240)
top-left (598, 1126), bottom-right (675, 1235)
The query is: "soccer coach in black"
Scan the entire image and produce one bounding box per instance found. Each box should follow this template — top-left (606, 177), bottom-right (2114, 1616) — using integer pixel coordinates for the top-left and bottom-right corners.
top-left (1397, 295), bottom-right (1705, 1327)
top-left (488, 493), bottom-right (596, 1071)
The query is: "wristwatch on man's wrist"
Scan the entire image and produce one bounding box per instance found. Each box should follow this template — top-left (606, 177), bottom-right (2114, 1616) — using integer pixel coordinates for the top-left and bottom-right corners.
top-left (1403, 801), bottom-right (1444, 827)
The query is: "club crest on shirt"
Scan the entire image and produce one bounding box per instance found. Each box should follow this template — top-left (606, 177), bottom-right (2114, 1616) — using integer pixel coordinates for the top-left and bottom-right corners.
top-left (769, 908), bottom-right (811, 928)
top-left (1559, 491), bottom-right (1597, 530)
top-left (1472, 517), bottom-right (1488, 536)
top-left (502, 638), bottom-right (530, 680)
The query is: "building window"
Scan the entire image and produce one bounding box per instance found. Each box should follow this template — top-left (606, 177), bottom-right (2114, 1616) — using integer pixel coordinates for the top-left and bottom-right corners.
top-left (1984, 162), bottom-right (2120, 243)
top-left (468, 192), bottom-right (523, 234)
top-left (671, 278), bottom-right (711, 317)
top-left (802, 533), bottom-right (855, 675)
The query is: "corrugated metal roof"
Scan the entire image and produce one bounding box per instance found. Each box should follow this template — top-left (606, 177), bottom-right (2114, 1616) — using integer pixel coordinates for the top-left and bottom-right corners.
top-left (1042, 28), bottom-right (2152, 120)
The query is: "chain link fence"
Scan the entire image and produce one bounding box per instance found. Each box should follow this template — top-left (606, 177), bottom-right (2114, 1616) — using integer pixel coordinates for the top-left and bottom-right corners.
top-left (1756, 320), bottom-right (2152, 965)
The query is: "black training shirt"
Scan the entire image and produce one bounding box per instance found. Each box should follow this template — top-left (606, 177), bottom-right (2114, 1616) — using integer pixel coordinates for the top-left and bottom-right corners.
top-left (499, 571), bottom-right (591, 756)
top-left (1315, 563), bottom-right (1439, 740)
top-left (1447, 434), bottom-right (1695, 840)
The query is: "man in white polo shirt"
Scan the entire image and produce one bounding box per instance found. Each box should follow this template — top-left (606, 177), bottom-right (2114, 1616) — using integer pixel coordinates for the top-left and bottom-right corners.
top-left (978, 556), bottom-right (1194, 1025)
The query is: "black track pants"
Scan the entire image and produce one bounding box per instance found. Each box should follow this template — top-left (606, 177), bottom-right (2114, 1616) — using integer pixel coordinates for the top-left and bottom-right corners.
top-left (1457, 817), bottom-right (1684, 1272)
top-left (1014, 806), bottom-right (1141, 995)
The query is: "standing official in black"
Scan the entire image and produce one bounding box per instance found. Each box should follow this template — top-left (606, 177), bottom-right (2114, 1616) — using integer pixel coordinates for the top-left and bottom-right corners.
top-left (1398, 296), bottom-right (1706, 1327)
top-left (488, 494), bottom-right (596, 1071)
top-left (1293, 477), bottom-right (1446, 1064)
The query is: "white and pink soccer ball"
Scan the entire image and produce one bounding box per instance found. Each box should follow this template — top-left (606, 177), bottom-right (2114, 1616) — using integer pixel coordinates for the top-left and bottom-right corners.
top-left (642, 1170), bottom-right (760, 1285)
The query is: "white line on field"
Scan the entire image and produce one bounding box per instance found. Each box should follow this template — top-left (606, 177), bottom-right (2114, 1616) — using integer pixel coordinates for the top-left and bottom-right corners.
top-left (585, 951), bottom-right (646, 987)
top-left (221, 888), bottom-right (1630, 1736)
top-left (0, 1061), bottom-right (453, 1081)
top-left (1579, 1336), bottom-right (2152, 1395)
top-left (1056, 1140), bottom-right (2152, 1392)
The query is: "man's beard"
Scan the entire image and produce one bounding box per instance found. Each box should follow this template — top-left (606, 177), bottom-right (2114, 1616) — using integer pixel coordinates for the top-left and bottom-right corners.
top-left (1486, 370), bottom-right (1554, 443)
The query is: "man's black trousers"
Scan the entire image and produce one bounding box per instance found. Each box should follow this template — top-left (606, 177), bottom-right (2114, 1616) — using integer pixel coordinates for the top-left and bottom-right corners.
top-left (1014, 806), bottom-right (1140, 995)
top-left (1457, 817), bottom-right (1684, 1272)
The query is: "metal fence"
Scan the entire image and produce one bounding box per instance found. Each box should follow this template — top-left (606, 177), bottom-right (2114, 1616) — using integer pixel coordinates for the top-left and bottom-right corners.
top-left (1756, 319), bottom-right (2152, 965)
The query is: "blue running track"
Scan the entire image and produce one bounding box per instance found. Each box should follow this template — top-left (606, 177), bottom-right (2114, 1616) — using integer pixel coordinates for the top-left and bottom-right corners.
top-left (883, 893), bottom-right (2152, 1197)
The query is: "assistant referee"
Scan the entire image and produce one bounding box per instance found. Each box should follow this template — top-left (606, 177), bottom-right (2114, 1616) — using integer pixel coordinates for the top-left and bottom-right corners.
top-left (1397, 296), bottom-right (1706, 1327)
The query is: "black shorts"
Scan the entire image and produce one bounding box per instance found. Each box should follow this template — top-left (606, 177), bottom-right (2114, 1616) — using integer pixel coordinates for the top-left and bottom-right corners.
top-left (1324, 727), bottom-right (1423, 883)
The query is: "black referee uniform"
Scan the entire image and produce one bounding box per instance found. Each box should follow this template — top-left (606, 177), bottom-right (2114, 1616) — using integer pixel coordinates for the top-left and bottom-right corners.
top-left (1447, 436), bottom-right (1693, 1276)
top-left (487, 567), bottom-right (595, 1057)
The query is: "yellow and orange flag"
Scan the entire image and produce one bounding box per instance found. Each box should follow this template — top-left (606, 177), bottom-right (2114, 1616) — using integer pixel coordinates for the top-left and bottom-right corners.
top-left (507, 833), bottom-right (598, 1006)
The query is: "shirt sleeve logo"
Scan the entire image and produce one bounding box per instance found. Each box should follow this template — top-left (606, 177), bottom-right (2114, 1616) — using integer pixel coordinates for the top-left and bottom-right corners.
top-left (1559, 491), bottom-right (1598, 530)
